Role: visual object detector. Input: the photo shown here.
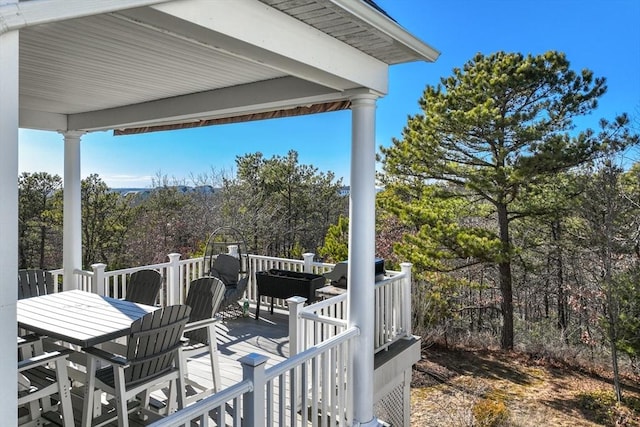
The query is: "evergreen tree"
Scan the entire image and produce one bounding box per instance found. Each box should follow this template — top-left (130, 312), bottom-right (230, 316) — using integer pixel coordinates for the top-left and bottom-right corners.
top-left (18, 172), bottom-right (63, 268)
top-left (380, 51), bottom-right (638, 349)
top-left (81, 174), bottom-right (134, 268)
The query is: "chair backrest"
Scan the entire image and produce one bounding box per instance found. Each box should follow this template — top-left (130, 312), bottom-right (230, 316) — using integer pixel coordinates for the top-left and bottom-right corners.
top-left (125, 269), bottom-right (162, 305)
top-left (210, 254), bottom-right (240, 286)
top-left (18, 269), bottom-right (54, 299)
top-left (125, 305), bottom-right (191, 387)
top-left (184, 277), bottom-right (226, 345)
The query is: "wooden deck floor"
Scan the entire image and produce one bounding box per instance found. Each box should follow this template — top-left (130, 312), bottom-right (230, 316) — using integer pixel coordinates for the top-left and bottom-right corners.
top-left (58, 307), bottom-right (291, 426)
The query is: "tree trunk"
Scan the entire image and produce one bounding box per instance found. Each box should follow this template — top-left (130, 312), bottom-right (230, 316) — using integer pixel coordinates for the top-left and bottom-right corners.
top-left (39, 225), bottom-right (46, 269)
top-left (552, 220), bottom-right (568, 333)
top-left (499, 262), bottom-right (514, 350)
top-left (497, 203), bottom-right (514, 350)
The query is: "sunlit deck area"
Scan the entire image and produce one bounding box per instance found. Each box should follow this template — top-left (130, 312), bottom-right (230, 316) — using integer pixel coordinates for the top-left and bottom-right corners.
top-left (16, 252), bottom-right (418, 426)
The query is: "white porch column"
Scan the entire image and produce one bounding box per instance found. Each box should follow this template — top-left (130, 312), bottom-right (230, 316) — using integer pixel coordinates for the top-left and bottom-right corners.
top-left (348, 91), bottom-right (381, 426)
top-left (62, 131), bottom-right (84, 291)
top-left (0, 7), bottom-right (19, 421)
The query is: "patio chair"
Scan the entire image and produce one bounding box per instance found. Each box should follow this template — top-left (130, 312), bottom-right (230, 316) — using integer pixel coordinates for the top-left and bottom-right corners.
top-left (81, 305), bottom-right (191, 427)
top-left (18, 337), bottom-right (74, 427)
top-left (218, 275), bottom-right (250, 318)
top-left (18, 269), bottom-right (55, 299)
top-left (18, 269), bottom-right (55, 351)
top-left (209, 253), bottom-right (250, 317)
top-left (181, 276), bottom-right (226, 402)
top-left (124, 269), bottom-right (162, 306)
top-left (209, 253), bottom-right (241, 286)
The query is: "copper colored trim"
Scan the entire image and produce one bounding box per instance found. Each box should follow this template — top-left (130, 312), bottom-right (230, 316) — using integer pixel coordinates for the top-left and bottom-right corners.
top-left (114, 101), bottom-right (351, 136)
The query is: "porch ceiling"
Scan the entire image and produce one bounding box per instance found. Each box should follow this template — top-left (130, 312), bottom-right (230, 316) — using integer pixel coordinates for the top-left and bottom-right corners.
top-left (14, 0), bottom-right (439, 133)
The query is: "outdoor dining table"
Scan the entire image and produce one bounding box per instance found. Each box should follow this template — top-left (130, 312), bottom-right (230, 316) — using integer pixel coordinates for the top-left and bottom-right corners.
top-left (17, 289), bottom-right (160, 420)
top-left (17, 289), bottom-right (158, 348)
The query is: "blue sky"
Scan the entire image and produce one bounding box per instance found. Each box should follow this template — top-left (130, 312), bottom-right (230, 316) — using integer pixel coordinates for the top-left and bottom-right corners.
top-left (19, 0), bottom-right (640, 188)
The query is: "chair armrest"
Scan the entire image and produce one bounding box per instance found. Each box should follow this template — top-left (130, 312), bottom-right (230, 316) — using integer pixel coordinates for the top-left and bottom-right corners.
top-left (83, 346), bottom-right (129, 367)
top-left (183, 314), bottom-right (222, 333)
top-left (17, 333), bottom-right (42, 347)
top-left (18, 344), bottom-right (73, 372)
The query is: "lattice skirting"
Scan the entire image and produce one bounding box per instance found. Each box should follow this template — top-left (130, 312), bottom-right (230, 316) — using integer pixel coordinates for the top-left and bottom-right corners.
top-left (374, 376), bottom-right (408, 426)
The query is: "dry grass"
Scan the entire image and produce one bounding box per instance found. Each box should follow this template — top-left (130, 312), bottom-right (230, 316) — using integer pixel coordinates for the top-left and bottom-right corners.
top-left (410, 346), bottom-right (640, 426)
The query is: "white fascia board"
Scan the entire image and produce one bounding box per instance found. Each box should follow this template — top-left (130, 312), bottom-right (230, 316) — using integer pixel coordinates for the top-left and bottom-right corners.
top-left (329, 0), bottom-right (440, 63)
top-left (148, 0), bottom-right (388, 94)
top-left (0, 0), bottom-right (173, 34)
top-left (68, 77), bottom-right (346, 131)
top-left (19, 108), bottom-right (67, 131)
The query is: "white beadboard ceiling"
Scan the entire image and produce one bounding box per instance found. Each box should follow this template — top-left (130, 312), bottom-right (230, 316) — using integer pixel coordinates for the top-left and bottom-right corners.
top-left (20, 13), bottom-right (285, 115)
top-left (15, 0), bottom-right (438, 132)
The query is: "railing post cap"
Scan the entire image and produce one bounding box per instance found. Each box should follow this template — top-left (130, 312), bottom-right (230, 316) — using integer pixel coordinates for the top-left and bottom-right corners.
top-left (400, 262), bottom-right (412, 268)
top-left (239, 353), bottom-right (269, 367)
top-left (167, 253), bottom-right (181, 260)
top-left (91, 263), bottom-right (107, 270)
top-left (286, 296), bottom-right (307, 304)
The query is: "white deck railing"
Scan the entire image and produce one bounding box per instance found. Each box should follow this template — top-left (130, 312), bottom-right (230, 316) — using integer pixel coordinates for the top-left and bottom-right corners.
top-left (290, 263), bottom-right (413, 355)
top-left (55, 254), bottom-right (412, 354)
top-left (51, 254), bottom-right (411, 425)
top-left (60, 252), bottom-right (332, 308)
top-left (150, 327), bottom-right (359, 427)
top-left (246, 254), bottom-right (334, 310)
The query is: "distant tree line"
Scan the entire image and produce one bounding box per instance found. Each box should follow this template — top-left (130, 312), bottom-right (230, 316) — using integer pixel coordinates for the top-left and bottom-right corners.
top-left (18, 150), bottom-right (347, 271)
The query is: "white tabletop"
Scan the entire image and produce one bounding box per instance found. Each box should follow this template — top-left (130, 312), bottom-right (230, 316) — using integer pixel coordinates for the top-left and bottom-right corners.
top-left (17, 289), bottom-right (157, 348)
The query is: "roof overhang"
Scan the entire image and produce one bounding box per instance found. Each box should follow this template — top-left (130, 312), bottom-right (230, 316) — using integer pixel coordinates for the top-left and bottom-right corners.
top-left (5, 0), bottom-right (439, 134)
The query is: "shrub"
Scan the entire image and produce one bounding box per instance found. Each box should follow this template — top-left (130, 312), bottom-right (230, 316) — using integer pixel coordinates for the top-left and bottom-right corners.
top-left (577, 390), bottom-right (640, 426)
top-left (472, 396), bottom-right (509, 427)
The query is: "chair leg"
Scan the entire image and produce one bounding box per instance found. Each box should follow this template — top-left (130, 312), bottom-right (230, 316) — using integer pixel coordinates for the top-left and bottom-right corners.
top-left (206, 325), bottom-right (221, 393)
top-left (82, 357), bottom-right (97, 427)
top-left (175, 357), bottom-right (186, 410)
top-left (166, 379), bottom-right (177, 414)
top-left (113, 367), bottom-right (129, 427)
top-left (54, 358), bottom-right (75, 427)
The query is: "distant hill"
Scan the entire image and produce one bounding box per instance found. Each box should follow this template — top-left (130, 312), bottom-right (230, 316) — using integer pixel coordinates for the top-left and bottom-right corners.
top-left (111, 185), bottom-right (355, 197)
top-left (109, 185), bottom-right (220, 197)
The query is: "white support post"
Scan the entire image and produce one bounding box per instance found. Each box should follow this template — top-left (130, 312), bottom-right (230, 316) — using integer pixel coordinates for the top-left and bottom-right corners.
top-left (91, 263), bottom-right (107, 296)
top-left (167, 253), bottom-right (181, 305)
top-left (348, 91), bottom-right (382, 427)
top-left (302, 252), bottom-right (314, 273)
top-left (240, 353), bottom-right (269, 427)
top-left (400, 262), bottom-right (413, 338)
top-left (62, 131), bottom-right (84, 291)
top-left (286, 296), bottom-right (307, 357)
top-left (0, 9), bottom-right (19, 422)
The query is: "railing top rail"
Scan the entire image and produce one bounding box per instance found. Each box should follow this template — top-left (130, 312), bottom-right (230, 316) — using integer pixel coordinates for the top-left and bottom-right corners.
top-left (265, 326), bottom-right (359, 380)
top-left (74, 268), bottom-right (92, 277)
top-left (311, 261), bottom-right (335, 269)
top-left (299, 312), bottom-right (348, 328)
top-left (248, 254), bottom-right (305, 263)
top-left (149, 379), bottom-right (253, 426)
top-left (374, 270), bottom-right (405, 288)
top-left (302, 292), bottom-right (347, 312)
top-left (102, 262), bottom-right (169, 275)
top-left (178, 256), bottom-right (203, 266)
